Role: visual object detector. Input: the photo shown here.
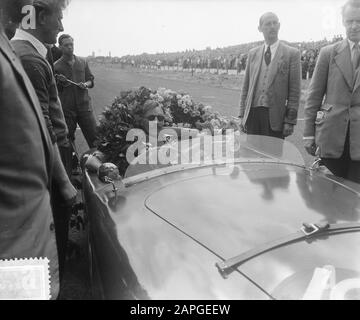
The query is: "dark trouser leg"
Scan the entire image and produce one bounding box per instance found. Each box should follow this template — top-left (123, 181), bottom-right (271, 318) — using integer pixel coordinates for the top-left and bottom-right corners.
top-left (245, 107), bottom-right (284, 138)
top-left (51, 185), bottom-right (71, 282)
top-left (322, 127), bottom-right (360, 184)
top-left (58, 144), bottom-right (73, 178)
top-left (52, 145), bottom-right (72, 281)
top-left (77, 105), bottom-right (98, 149)
top-left (348, 161), bottom-right (360, 183)
top-left (245, 107), bottom-right (284, 157)
top-left (321, 158), bottom-right (348, 179)
top-left (322, 127), bottom-right (350, 179)
top-left (64, 109), bottom-right (78, 143)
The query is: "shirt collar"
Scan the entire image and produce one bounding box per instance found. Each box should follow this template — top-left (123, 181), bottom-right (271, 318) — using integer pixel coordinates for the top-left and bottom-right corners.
top-left (12, 29), bottom-right (48, 58)
top-left (264, 40), bottom-right (280, 54)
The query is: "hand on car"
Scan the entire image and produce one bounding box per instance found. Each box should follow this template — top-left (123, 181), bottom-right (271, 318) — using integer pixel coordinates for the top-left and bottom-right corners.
top-left (283, 123), bottom-right (294, 137)
top-left (304, 138), bottom-right (317, 156)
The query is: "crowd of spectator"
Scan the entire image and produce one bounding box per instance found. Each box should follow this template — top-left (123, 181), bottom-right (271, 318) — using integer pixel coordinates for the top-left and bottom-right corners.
top-left (88, 35), bottom-right (344, 77)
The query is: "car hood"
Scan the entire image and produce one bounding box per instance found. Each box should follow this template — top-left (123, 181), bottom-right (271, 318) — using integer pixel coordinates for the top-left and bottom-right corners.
top-left (89, 162), bottom-right (360, 299)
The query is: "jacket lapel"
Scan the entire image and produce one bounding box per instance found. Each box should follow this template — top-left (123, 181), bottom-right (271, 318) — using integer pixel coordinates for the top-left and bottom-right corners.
top-left (334, 39), bottom-right (353, 90)
top-left (267, 41), bottom-right (284, 87)
top-left (250, 46), bottom-right (264, 88)
top-left (354, 70), bottom-right (360, 92)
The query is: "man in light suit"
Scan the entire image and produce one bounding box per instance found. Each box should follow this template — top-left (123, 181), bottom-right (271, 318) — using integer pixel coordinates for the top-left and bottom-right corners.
top-left (0, 0), bottom-right (59, 298)
top-left (239, 12), bottom-right (301, 140)
top-left (304, 0), bottom-right (360, 183)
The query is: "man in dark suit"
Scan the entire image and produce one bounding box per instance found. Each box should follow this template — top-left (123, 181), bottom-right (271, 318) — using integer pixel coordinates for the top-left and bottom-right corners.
top-left (239, 12), bottom-right (301, 140)
top-left (304, 0), bottom-right (360, 183)
top-left (55, 34), bottom-right (97, 149)
top-left (0, 0), bottom-right (59, 298)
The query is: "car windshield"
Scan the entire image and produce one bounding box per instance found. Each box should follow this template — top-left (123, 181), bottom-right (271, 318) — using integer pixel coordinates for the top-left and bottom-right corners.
top-left (124, 132), bottom-right (306, 179)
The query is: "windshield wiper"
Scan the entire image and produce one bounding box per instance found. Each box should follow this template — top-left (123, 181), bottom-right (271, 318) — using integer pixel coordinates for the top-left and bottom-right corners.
top-left (216, 222), bottom-right (360, 279)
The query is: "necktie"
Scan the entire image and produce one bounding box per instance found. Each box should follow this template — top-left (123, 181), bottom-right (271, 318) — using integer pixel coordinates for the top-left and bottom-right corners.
top-left (352, 43), bottom-right (360, 71)
top-left (264, 45), bottom-right (271, 66)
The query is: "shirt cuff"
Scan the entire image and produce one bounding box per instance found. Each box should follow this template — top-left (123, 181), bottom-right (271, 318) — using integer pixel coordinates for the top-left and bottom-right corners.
top-left (303, 136), bottom-right (315, 140)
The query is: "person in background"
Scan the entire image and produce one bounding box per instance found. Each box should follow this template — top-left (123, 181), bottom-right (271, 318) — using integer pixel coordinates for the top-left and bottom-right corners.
top-left (0, 0), bottom-right (59, 299)
top-left (239, 12), bottom-right (301, 140)
top-left (51, 43), bottom-right (62, 62)
top-left (308, 55), bottom-right (316, 79)
top-left (304, 0), bottom-right (360, 183)
top-left (55, 34), bottom-right (98, 149)
top-left (11, 0), bottom-right (77, 282)
top-left (301, 53), bottom-right (308, 80)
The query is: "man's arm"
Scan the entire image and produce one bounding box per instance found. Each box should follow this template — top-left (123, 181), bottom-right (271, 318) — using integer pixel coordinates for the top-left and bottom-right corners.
top-left (239, 53), bottom-right (251, 118)
top-left (21, 57), bottom-right (76, 203)
top-left (84, 59), bottom-right (95, 88)
top-left (21, 58), bottom-right (57, 143)
top-left (284, 49), bottom-right (301, 126)
top-left (52, 144), bottom-right (77, 205)
top-left (304, 47), bottom-right (329, 137)
top-left (303, 47), bottom-right (330, 155)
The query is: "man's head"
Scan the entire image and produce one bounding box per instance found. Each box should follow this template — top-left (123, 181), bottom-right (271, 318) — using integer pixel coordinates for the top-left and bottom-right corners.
top-left (30, 0), bottom-right (70, 44)
top-left (58, 33), bottom-right (73, 56)
top-left (342, 0), bottom-right (360, 43)
top-left (258, 12), bottom-right (280, 45)
top-left (134, 100), bottom-right (165, 135)
top-left (0, 0), bottom-right (33, 39)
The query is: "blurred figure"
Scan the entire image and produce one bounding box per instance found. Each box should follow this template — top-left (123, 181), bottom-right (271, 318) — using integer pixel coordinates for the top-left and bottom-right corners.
top-left (55, 34), bottom-right (97, 149)
top-left (11, 0), bottom-right (77, 281)
top-left (239, 12), bottom-right (301, 139)
top-left (304, 0), bottom-right (360, 183)
top-left (308, 55), bottom-right (316, 79)
top-left (0, 0), bottom-right (59, 299)
top-left (301, 53), bottom-right (308, 80)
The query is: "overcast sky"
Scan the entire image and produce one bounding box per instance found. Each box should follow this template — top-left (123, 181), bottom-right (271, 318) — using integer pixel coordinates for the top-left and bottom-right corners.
top-left (61, 0), bottom-right (346, 57)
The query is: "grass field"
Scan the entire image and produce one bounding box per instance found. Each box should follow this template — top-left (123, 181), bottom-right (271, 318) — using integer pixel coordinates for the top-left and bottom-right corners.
top-left (76, 64), bottom-right (315, 167)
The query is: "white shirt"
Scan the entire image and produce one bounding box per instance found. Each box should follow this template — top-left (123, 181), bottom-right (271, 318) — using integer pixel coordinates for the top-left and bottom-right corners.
top-left (263, 40), bottom-right (280, 63)
top-left (12, 28), bottom-right (48, 58)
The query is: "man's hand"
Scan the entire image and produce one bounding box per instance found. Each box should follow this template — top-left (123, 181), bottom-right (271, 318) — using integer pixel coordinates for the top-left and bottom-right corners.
top-left (304, 138), bottom-right (317, 156)
top-left (283, 123), bottom-right (294, 137)
top-left (56, 74), bottom-right (67, 83)
top-left (60, 182), bottom-right (77, 207)
top-left (78, 82), bottom-right (88, 90)
top-left (238, 116), bottom-right (246, 133)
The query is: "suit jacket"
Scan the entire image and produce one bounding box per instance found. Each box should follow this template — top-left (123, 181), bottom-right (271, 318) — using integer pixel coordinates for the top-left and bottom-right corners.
top-left (239, 41), bottom-right (301, 131)
top-left (304, 39), bottom-right (360, 160)
top-left (0, 30), bottom-right (59, 299)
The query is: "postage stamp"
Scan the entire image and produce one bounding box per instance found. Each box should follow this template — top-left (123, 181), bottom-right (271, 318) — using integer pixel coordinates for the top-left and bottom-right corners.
top-left (0, 258), bottom-right (50, 300)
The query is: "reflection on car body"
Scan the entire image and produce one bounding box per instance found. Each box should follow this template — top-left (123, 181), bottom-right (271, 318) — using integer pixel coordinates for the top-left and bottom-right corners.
top-left (82, 135), bottom-right (360, 300)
